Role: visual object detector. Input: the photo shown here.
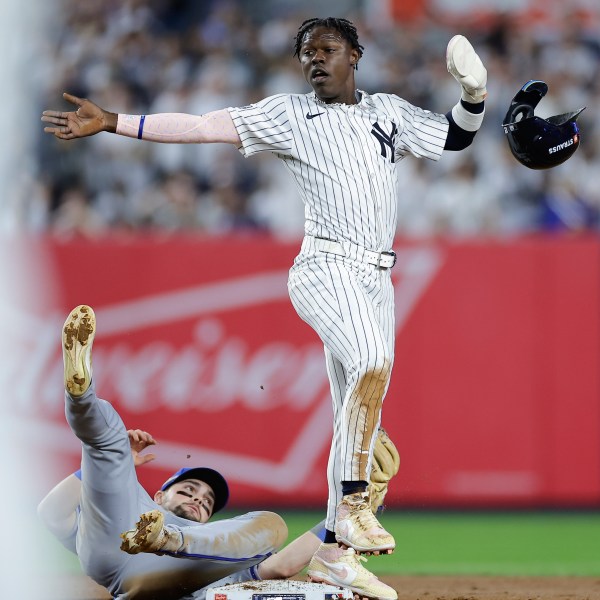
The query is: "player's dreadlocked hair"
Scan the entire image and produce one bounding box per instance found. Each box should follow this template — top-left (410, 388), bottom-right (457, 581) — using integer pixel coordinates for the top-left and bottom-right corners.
top-left (293, 17), bottom-right (364, 67)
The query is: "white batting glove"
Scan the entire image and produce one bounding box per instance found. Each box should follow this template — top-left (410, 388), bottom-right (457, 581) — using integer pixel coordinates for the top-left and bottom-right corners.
top-left (446, 34), bottom-right (487, 104)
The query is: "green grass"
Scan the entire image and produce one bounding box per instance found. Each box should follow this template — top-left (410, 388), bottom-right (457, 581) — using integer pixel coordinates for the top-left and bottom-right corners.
top-left (277, 510), bottom-right (600, 577)
top-left (41, 510), bottom-right (600, 577)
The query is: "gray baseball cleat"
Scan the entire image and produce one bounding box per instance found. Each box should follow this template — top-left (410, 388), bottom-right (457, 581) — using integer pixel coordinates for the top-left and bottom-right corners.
top-left (62, 305), bottom-right (96, 397)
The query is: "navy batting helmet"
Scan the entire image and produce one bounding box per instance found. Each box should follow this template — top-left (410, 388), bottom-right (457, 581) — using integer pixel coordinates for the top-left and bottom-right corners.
top-left (502, 80), bottom-right (585, 170)
top-left (161, 467), bottom-right (229, 513)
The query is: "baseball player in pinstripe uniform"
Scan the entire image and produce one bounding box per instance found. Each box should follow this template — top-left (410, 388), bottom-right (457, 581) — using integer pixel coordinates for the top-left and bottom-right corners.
top-left (43, 17), bottom-right (487, 600)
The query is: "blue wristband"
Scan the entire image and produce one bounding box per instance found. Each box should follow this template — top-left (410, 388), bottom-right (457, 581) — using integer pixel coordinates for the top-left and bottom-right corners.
top-left (137, 115), bottom-right (146, 139)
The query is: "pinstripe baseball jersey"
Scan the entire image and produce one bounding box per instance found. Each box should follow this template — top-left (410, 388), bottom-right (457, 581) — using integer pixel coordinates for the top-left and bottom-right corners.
top-left (229, 90), bottom-right (448, 251)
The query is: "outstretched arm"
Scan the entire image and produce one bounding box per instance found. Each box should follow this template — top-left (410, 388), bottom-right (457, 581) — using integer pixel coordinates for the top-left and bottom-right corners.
top-left (42, 93), bottom-right (241, 145)
top-left (37, 473), bottom-right (82, 544)
top-left (257, 525), bottom-right (323, 579)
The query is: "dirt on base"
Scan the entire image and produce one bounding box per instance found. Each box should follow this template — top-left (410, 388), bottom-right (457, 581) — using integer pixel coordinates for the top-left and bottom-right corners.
top-left (46, 574), bottom-right (600, 600)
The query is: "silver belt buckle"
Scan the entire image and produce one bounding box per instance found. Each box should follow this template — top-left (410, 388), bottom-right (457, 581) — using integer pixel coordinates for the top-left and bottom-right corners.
top-left (378, 250), bottom-right (396, 268)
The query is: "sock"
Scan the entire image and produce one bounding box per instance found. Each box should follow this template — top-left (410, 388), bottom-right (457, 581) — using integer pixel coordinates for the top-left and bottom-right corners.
top-left (324, 529), bottom-right (337, 544)
top-left (342, 480), bottom-right (368, 495)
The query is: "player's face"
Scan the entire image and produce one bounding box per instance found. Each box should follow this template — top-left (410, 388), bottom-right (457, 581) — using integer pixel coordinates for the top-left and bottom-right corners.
top-left (157, 478), bottom-right (216, 523)
top-left (299, 26), bottom-right (359, 104)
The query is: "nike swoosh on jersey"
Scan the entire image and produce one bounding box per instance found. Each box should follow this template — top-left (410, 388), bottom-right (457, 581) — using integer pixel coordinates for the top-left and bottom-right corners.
top-left (306, 112), bottom-right (325, 120)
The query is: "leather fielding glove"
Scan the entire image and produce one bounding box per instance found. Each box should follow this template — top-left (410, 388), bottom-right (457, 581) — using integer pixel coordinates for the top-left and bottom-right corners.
top-left (368, 427), bottom-right (400, 514)
top-left (447, 34), bottom-right (488, 103)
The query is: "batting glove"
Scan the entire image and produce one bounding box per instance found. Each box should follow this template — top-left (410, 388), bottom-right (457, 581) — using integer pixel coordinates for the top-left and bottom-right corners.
top-left (446, 34), bottom-right (487, 104)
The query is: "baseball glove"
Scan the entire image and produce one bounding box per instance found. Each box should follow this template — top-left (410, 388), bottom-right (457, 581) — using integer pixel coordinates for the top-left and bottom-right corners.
top-left (368, 427), bottom-right (400, 514)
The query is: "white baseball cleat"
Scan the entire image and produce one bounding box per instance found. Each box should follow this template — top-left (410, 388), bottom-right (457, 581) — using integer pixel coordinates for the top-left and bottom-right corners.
top-left (120, 510), bottom-right (182, 554)
top-left (446, 34), bottom-right (487, 102)
top-left (335, 492), bottom-right (395, 555)
top-left (307, 543), bottom-right (398, 600)
top-left (63, 305), bottom-right (96, 397)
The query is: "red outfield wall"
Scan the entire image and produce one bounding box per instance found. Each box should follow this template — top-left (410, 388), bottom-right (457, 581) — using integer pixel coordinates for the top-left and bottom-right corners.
top-left (12, 235), bottom-right (600, 508)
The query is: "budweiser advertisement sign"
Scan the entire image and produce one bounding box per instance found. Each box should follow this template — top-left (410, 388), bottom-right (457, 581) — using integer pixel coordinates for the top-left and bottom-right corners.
top-left (6, 236), bottom-right (600, 507)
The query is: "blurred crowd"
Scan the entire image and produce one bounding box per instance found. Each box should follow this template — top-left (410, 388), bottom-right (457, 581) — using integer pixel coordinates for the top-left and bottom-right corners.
top-left (16, 0), bottom-right (600, 239)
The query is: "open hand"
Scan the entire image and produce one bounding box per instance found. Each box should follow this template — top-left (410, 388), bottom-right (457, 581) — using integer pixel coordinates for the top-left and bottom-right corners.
top-left (41, 92), bottom-right (116, 139)
top-left (127, 429), bottom-right (157, 467)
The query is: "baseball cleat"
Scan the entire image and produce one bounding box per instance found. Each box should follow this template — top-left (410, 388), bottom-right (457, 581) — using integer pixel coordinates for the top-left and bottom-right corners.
top-left (334, 492), bottom-right (395, 555)
top-left (120, 510), bottom-right (182, 554)
top-left (307, 543), bottom-right (397, 600)
top-left (63, 304), bottom-right (96, 397)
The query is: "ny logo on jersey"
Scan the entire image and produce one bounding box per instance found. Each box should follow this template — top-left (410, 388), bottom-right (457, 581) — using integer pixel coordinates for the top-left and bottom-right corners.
top-left (371, 122), bottom-right (397, 163)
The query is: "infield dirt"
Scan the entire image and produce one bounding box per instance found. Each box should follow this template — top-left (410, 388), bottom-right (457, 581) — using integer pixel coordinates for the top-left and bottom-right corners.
top-left (47, 574), bottom-right (600, 600)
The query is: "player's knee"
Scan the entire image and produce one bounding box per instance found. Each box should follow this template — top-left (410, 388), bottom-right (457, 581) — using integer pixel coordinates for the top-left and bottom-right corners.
top-left (267, 511), bottom-right (288, 549)
top-left (355, 355), bottom-right (391, 378)
top-left (357, 358), bottom-right (391, 390)
top-left (252, 511), bottom-right (288, 550)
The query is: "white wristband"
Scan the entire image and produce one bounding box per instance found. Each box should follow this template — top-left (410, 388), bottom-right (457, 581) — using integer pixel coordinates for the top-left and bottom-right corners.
top-left (451, 101), bottom-right (484, 132)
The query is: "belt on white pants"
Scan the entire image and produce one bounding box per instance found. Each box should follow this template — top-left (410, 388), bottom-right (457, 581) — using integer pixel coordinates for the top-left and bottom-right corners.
top-left (308, 236), bottom-right (397, 269)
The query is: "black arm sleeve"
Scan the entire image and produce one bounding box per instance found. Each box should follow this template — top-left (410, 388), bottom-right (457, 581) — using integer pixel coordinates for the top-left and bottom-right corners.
top-left (444, 99), bottom-right (484, 151)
